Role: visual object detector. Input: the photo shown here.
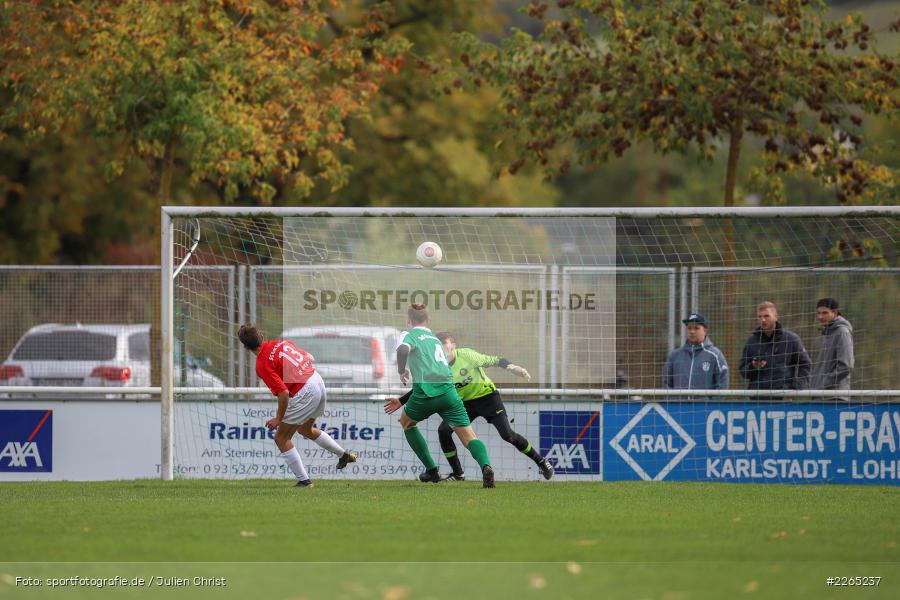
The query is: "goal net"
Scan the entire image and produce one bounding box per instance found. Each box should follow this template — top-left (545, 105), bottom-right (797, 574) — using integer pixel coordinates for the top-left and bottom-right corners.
top-left (162, 207), bottom-right (900, 484)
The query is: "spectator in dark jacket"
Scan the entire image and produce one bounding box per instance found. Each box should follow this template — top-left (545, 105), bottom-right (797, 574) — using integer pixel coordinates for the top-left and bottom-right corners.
top-left (739, 301), bottom-right (811, 397)
top-left (811, 298), bottom-right (854, 401)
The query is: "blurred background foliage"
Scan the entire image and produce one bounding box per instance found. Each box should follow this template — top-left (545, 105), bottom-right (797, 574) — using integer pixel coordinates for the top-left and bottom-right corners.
top-left (0, 0), bottom-right (896, 265)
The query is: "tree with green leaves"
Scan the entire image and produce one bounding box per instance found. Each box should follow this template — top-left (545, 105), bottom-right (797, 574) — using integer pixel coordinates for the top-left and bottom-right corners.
top-left (1, 0), bottom-right (409, 204)
top-left (454, 0), bottom-right (898, 206)
top-left (314, 0), bottom-right (558, 208)
top-left (0, 123), bottom-right (157, 264)
top-left (453, 0), bottom-right (897, 354)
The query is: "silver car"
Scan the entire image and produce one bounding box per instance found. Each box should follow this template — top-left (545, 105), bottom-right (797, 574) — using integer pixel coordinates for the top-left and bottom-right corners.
top-left (0, 323), bottom-right (224, 394)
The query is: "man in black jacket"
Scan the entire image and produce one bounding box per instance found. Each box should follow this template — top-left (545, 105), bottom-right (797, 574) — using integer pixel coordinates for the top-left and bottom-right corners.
top-left (739, 301), bottom-right (811, 398)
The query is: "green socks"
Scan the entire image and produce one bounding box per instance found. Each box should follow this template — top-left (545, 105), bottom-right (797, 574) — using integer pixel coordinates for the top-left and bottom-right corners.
top-left (405, 427), bottom-right (491, 472)
top-left (466, 439), bottom-right (491, 469)
top-left (404, 427), bottom-right (436, 470)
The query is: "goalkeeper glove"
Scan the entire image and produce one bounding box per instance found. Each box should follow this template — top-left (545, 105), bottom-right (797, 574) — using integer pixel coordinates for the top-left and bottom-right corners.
top-left (506, 364), bottom-right (531, 381)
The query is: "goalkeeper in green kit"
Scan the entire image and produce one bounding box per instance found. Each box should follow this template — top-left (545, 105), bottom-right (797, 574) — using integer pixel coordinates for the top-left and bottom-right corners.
top-left (432, 332), bottom-right (552, 480)
top-left (383, 304), bottom-right (496, 488)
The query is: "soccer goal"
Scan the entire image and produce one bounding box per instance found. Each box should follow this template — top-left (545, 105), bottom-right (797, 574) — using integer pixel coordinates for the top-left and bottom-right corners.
top-left (160, 207), bottom-right (900, 484)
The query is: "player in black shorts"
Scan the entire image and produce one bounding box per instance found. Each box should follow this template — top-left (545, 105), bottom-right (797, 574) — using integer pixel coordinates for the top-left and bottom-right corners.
top-left (434, 332), bottom-right (553, 481)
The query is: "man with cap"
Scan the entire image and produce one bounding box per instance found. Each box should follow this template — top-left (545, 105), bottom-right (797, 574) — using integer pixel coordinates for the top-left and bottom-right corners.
top-left (662, 313), bottom-right (729, 395)
top-left (811, 298), bottom-right (854, 401)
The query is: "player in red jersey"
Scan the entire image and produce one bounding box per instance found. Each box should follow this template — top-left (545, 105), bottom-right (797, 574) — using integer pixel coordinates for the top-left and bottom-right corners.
top-left (238, 324), bottom-right (356, 487)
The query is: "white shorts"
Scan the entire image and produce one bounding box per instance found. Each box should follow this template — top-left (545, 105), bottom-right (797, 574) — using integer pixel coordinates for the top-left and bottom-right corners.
top-left (282, 372), bottom-right (327, 425)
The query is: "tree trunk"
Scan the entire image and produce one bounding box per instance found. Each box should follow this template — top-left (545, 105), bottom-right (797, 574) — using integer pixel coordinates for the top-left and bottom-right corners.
top-left (157, 136), bottom-right (177, 205)
top-left (635, 144), bottom-right (650, 204)
top-left (724, 117), bottom-right (743, 209)
top-left (722, 117), bottom-right (743, 362)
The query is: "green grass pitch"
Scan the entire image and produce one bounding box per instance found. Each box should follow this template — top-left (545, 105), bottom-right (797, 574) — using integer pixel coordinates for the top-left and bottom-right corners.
top-left (1, 480), bottom-right (898, 599)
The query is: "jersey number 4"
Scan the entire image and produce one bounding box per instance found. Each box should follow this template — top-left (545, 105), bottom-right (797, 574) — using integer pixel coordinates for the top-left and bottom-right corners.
top-left (433, 344), bottom-right (449, 365)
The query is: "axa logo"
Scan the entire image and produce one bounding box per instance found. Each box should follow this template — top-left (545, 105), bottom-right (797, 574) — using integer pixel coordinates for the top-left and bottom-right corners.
top-left (544, 443), bottom-right (590, 470)
top-left (609, 403), bottom-right (694, 481)
top-left (0, 410), bottom-right (53, 473)
top-left (539, 410), bottom-right (601, 475)
top-left (0, 442), bottom-right (43, 467)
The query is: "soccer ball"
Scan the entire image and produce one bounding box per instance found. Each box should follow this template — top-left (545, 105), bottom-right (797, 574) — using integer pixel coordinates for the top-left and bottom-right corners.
top-left (416, 241), bottom-right (443, 268)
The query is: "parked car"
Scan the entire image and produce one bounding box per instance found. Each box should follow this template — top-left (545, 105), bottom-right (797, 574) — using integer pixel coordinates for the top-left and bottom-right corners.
top-left (0, 323), bottom-right (224, 396)
top-left (280, 325), bottom-right (404, 398)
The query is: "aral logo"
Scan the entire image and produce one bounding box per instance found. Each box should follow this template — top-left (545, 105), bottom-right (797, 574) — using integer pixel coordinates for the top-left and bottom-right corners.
top-left (609, 403), bottom-right (694, 481)
top-left (0, 410), bottom-right (52, 473)
top-left (539, 410), bottom-right (601, 475)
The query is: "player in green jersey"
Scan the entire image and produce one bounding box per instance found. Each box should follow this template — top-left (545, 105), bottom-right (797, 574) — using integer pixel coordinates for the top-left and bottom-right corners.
top-left (432, 332), bottom-right (552, 480)
top-left (384, 303), bottom-right (496, 488)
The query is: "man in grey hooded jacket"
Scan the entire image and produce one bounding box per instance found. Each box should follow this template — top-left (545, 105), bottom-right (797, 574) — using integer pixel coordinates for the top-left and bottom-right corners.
top-left (811, 298), bottom-right (854, 401)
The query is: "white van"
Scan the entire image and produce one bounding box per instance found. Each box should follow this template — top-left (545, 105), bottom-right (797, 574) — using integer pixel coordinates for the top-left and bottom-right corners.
top-left (280, 325), bottom-right (404, 397)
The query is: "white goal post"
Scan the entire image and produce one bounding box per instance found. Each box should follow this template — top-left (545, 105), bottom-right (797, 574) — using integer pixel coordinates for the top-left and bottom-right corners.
top-left (159, 206), bottom-right (900, 482)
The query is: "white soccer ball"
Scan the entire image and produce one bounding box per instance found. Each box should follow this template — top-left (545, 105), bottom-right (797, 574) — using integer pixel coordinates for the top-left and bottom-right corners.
top-left (416, 241), bottom-right (443, 268)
